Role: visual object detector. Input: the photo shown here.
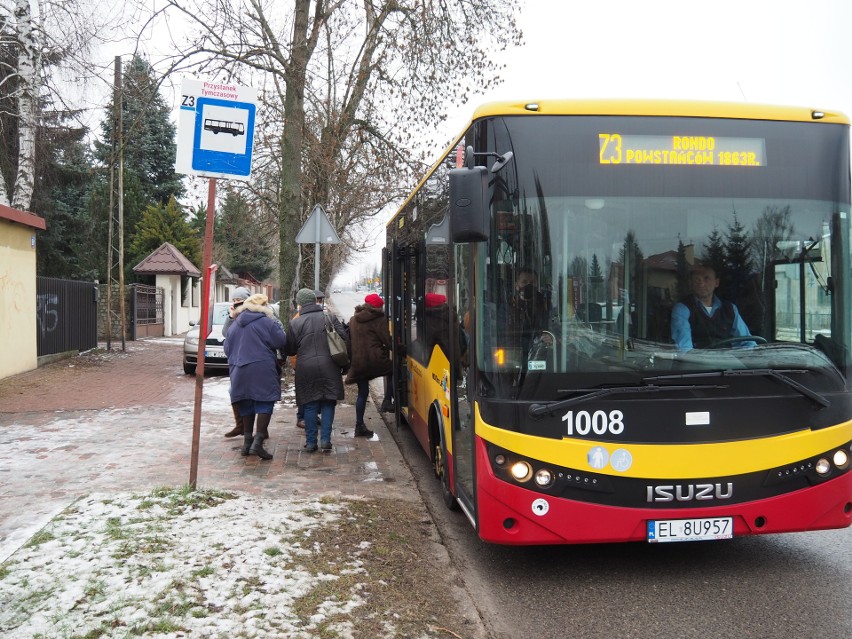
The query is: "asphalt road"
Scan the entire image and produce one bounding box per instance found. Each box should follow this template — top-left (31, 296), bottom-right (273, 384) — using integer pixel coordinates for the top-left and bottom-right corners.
top-left (398, 419), bottom-right (852, 639)
top-left (328, 292), bottom-right (852, 639)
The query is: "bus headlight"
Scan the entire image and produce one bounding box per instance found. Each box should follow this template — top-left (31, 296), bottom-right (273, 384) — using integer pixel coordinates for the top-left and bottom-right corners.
top-left (534, 468), bottom-right (554, 488)
top-left (510, 461), bottom-right (533, 482)
top-left (833, 449), bottom-right (849, 469)
top-left (815, 458), bottom-right (832, 476)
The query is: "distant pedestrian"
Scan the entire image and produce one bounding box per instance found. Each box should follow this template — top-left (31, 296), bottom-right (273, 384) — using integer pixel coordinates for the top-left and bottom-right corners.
top-left (284, 288), bottom-right (348, 452)
top-left (224, 293), bottom-right (286, 460)
top-left (345, 293), bottom-right (392, 438)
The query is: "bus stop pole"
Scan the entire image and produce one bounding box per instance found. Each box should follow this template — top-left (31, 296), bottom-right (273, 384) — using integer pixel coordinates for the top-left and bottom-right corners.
top-left (190, 177), bottom-right (217, 488)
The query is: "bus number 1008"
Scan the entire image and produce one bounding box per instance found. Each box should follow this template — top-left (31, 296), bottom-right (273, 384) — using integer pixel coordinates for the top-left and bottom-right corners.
top-left (562, 410), bottom-right (625, 436)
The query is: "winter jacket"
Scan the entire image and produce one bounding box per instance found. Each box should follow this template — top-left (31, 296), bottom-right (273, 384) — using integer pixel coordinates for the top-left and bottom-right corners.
top-left (284, 303), bottom-right (346, 405)
top-left (344, 304), bottom-right (392, 384)
top-left (223, 297), bottom-right (287, 404)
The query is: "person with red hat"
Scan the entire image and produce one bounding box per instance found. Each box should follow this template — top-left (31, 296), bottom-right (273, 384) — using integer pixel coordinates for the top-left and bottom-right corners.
top-left (423, 292), bottom-right (451, 358)
top-left (424, 292), bottom-right (446, 308)
top-left (345, 293), bottom-right (393, 437)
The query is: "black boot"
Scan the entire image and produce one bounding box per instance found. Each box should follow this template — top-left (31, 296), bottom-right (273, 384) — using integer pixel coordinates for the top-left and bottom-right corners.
top-left (249, 435), bottom-right (273, 460)
top-left (225, 403), bottom-right (243, 437)
top-left (380, 399), bottom-right (394, 413)
top-left (354, 423), bottom-right (374, 438)
top-left (256, 413), bottom-right (272, 441)
top-left (240, 414), bottom-right (255, 456)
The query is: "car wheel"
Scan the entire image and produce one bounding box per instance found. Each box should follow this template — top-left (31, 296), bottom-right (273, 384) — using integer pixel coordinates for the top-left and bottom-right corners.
top-left (183, 361), bottom-right (196, 375)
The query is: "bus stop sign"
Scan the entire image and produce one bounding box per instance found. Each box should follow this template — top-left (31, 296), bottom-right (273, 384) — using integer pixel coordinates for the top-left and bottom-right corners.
top-left (176, 77), bottom-right (257, 180)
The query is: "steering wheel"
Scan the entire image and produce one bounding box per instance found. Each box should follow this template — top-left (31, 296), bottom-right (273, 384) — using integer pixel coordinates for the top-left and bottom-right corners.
top-left (706, 335), bottom-right (767, 349)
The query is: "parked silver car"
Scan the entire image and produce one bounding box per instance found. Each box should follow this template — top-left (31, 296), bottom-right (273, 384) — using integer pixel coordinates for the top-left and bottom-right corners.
top-left (183, 302), bottom-right (231, 375)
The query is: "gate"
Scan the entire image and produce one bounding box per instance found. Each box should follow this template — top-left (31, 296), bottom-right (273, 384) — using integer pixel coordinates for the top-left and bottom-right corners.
top-left (130, 284), bottom-right (164, 339)
top-left (36, 277), bottom-right (99, 356)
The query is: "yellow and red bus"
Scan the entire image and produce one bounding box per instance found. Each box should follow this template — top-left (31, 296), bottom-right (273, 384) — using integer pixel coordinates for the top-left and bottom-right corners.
top-left (383, 99), bottom-right (852, 544)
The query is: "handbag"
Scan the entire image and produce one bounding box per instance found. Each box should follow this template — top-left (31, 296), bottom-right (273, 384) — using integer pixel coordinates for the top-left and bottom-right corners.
top-left (324, 313), bottom-right (350, 367)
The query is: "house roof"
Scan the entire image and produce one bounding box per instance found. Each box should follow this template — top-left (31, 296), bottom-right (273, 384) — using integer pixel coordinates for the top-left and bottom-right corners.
top-left (133, 242), bottom-right (201, 277)
top-left (216, 264), bottom-right (239, 283)
top-left (0, 203), bottom-right (46, 231)
top-left (644, 249), bottom-right (678, 271)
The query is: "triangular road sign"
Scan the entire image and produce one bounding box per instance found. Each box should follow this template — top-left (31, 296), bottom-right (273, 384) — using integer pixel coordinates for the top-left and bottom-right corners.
top-left (295, 204), bottom-right (341, 244)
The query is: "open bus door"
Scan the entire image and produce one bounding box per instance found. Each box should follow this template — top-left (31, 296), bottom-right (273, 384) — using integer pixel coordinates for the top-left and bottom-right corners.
top-left (388, 240), bottom-right (411, 423)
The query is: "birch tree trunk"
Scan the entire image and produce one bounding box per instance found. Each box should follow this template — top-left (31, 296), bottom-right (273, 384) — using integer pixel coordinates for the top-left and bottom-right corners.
top-left (8, 0), bottom-right (41, 211)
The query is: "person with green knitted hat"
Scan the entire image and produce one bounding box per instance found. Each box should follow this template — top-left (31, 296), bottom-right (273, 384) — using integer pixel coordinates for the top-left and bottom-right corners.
top-left (295, 288), bottom-right (317, 307)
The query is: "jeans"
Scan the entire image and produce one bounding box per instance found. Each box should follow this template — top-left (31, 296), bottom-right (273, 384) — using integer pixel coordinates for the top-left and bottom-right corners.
top-left (303, 400), bottom-right (336, 446)
top-left (237, 399), bottom-right (274, 416)
top-left (356, 379), bottom-right (369, 425)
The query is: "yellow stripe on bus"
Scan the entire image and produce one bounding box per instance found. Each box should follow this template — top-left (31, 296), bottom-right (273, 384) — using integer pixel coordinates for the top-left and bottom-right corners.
top-left (475, 402), bottom-right (852, 480)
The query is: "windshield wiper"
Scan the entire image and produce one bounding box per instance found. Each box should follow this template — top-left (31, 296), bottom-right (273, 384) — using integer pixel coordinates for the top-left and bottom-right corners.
top-left (529, 383), bottom-right (727, 417)
top-left (644, 369), bottom-right (830, 409)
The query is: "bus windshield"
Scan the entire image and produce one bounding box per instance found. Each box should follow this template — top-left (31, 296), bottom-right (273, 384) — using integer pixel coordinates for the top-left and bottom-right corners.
top-left (474, 115), bottom-right (851, 400)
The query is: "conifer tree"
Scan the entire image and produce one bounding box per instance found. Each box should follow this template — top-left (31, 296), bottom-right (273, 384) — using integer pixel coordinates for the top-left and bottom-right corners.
top-left (675, 238), bottom-right (691, 300)
top-left (701, 227), bottom-right (726, 278)
top-left (217, 189), bottom-right (274, 281)
top-left (129, 196), bottom-right (201, 271)
top-left (590, 254), bottom-right (603, 303)
top-left (724, 211), bottom-right (753, 302)
top-left (92, 55), bottom-right (185, 281)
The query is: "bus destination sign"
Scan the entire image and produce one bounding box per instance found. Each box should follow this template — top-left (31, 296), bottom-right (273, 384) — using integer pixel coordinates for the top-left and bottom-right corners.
top-left (599, 134), bottom-right (766, 167)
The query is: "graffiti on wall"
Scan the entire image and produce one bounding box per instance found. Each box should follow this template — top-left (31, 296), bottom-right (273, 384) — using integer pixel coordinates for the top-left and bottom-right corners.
top-left (37, 294), bottom-right (59, 336)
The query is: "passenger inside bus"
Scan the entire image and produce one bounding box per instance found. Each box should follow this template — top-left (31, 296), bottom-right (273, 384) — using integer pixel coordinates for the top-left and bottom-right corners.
top-left (670, 264), bottom-right (756, 350)
top-left (424, 292), bottom-right (451, 357)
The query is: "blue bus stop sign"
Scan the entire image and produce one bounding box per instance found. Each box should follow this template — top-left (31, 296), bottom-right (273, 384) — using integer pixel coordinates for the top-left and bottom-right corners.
top-left (191, 97), bottom-right (256, 176)
top-left (176, 78), bottom-right (258, 181)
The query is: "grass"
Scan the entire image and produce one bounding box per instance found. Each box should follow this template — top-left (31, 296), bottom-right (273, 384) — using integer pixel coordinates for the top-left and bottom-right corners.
top-left (0, 487), bottom-right (480, 638)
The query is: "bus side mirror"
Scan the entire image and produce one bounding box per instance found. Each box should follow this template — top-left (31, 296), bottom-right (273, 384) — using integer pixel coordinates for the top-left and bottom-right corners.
top-left (450, 166), bottom-right (489, 243)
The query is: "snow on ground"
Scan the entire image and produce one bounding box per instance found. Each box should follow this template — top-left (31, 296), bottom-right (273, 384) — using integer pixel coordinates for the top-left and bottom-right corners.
top-left (0, 488), bottom-right (368, 638)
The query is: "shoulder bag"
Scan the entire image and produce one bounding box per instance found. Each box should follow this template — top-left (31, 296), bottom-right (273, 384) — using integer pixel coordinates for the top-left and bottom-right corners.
top-left (324, 313), bottom-right (350, 367)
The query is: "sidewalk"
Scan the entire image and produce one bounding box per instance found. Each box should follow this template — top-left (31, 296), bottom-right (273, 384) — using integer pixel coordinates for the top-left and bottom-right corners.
top-left (0, 337), bottom-right (417, 562)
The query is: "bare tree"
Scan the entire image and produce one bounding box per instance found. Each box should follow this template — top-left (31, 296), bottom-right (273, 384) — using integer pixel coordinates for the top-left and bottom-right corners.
top-left (155, 0), bottom-right (523, 297)
top-left (0, 0), bottom-right (132, 211)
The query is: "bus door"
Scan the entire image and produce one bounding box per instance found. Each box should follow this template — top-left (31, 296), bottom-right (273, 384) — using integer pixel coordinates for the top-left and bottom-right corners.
top-left (390, 241), bottom-right (416, 419)
top-left (450, 241), bottom-right (476, 515)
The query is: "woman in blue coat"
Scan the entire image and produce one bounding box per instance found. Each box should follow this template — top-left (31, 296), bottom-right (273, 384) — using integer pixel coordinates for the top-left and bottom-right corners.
top-left (223, 293), bottom-right (287, 460)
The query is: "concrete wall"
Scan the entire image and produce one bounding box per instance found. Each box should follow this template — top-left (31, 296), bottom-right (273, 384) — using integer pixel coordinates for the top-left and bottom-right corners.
top-left (0, 221), bottom-right (39, 379)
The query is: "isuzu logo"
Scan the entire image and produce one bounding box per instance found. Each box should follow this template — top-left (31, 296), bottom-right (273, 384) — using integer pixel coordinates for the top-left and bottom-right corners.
top-left (646, 483), bottom-right (733, 502)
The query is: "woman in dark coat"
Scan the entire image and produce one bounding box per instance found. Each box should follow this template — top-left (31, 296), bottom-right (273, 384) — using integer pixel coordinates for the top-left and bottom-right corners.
top-left (284, 288), bottom-right (347, 452)
top-left (224, 293), bottom-right (287, 460)
top-left (345, 293), bottom-right (392, 438)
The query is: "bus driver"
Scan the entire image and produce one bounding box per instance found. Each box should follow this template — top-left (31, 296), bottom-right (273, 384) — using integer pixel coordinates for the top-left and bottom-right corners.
top-left (671, 264), bottom-right (755, 350)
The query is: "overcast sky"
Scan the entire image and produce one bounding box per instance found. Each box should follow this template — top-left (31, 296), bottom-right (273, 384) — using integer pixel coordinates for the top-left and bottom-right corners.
top-left (336, 0), bottom-right (852, 285)
top-left (444, 0), bottom-right (852, 131)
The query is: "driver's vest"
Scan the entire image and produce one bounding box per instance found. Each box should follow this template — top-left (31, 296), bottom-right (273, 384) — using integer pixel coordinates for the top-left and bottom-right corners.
top-left (682, 296), bottom-right (735, 348)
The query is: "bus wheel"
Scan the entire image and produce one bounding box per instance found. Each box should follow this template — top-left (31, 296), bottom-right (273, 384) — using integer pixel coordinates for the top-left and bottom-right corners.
top-left (433, 438), bottom-right (459, 511)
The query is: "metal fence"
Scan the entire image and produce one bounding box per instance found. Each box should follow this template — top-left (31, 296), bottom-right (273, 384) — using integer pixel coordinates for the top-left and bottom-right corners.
top-left (36, 277), bottom-right (99, 357)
